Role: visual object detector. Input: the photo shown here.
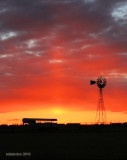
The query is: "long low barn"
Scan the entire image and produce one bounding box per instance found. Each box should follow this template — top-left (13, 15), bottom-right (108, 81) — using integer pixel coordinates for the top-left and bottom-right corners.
top-left (22, 118), bottom-right (57, 125)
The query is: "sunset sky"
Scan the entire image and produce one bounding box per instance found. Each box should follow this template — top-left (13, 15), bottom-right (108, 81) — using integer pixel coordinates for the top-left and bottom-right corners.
top-left (0, 0), bottom-right (127, 124)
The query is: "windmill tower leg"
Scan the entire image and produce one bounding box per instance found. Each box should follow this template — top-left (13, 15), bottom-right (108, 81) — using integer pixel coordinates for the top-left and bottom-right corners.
top-left (96, 88), bottom-right (106, 124)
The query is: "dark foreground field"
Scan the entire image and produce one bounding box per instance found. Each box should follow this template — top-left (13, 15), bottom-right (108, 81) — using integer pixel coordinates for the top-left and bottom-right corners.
top-left (0, 127), bottom-right (127, 160)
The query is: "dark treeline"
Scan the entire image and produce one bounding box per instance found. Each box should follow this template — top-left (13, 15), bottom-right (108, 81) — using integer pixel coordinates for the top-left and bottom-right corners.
top-left (0, 123), bottom-right (127, 133)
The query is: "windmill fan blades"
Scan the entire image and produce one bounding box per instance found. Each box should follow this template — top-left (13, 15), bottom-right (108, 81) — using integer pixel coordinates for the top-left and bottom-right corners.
top-left (97, 76), bottom-right (106, 88)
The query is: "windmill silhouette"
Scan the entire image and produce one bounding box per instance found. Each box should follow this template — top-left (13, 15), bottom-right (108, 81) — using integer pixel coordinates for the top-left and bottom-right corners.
top-left (90, 76), bottom-right (107, 124)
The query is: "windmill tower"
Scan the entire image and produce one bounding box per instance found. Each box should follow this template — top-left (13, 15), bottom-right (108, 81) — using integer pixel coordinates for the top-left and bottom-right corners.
top-left (90, 76), bottom-right (107, 124)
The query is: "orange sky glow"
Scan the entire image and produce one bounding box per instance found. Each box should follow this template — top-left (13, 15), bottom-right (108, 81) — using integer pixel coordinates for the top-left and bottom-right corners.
top-left (0, 0), bottom-right (127, 124)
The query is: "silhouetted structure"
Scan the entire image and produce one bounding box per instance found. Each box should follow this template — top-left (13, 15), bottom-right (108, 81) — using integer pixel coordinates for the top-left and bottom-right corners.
top-left (90, 76), bottom-right (107, 124)
top-left (22, 118), bottom-right (57, 125)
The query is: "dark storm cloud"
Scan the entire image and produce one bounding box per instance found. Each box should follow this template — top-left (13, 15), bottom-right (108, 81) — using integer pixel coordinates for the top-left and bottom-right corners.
top-left (0, 0), bottom-right (126, 47)
top-left (0, 0), bottom-right (126, 73)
